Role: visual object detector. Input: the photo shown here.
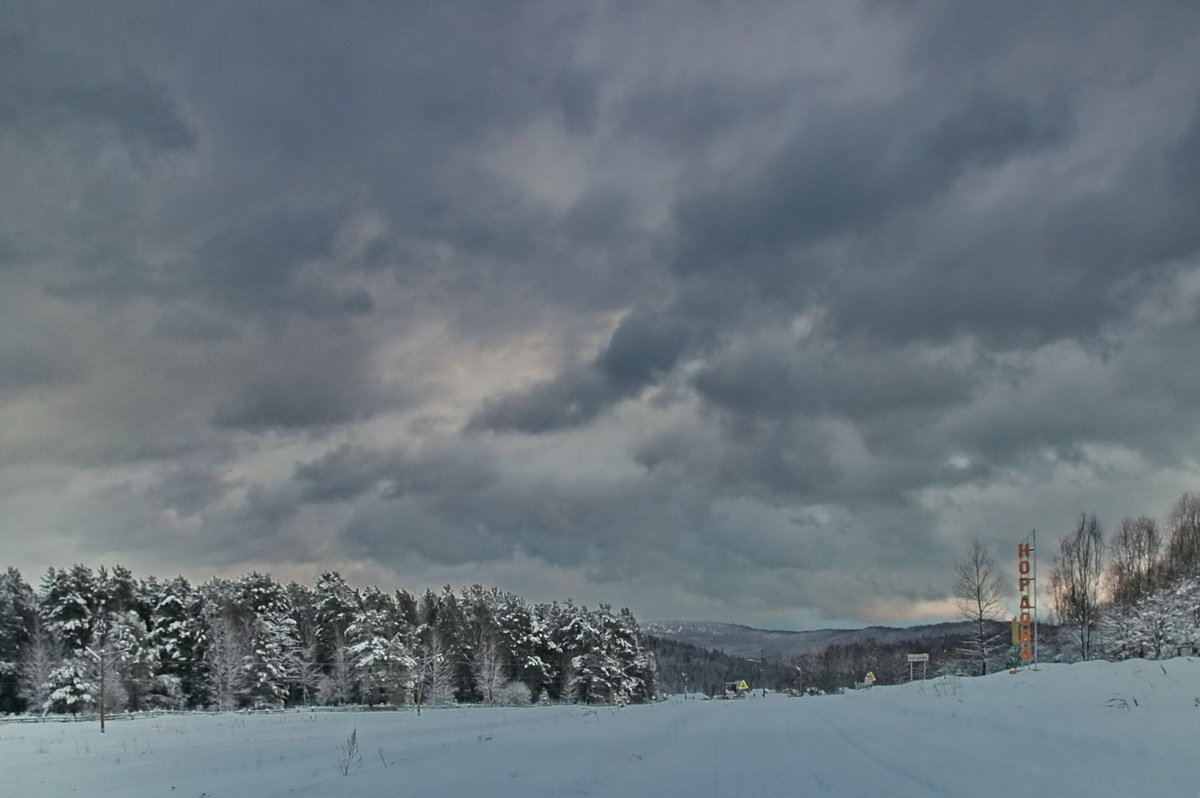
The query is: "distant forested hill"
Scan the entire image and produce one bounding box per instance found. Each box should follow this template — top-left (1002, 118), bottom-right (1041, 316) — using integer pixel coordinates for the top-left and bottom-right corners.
top-left (645, 620), bottom-right (1012, 693)
top-left (645, 620), bottom-right (991, 661)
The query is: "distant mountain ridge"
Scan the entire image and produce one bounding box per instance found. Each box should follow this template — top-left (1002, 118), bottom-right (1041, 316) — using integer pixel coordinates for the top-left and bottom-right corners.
top-left (645, 620), bottom-right (994, 661)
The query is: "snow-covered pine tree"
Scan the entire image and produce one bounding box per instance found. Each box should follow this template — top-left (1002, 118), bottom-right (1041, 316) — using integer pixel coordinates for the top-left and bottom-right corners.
top-left (346, 589), bottom-right (413, 705)
top-left (559, 604), bottom-right (654, 704)
top-left (97, 565), bottom-right (147, 622)
top-left (148, 576), bottom-right (207, 706)
top-left (40, 565), bottom-right (100, 654)
top-left (610, 607), bottom-right (655, 703)
top-left (241, 608), bottom-right (300, 707)
top-left (522, 602), bottom-right (561, 701)
top-left (235, 573), bottom-right (300, 708)
top-left (493, 592), bottom-right (552, 699)
top-left (541, 600), bottom-right (580, 701)
top-left (312, 572), bottom-right (358, 703)
top-left (0, 567), bottom-right (36, 713)
top-left (43, 657), bottom-right (98, 715)
top-left (560, 603), bottom-right (613, 704)
top-left (4, 565), bottom-right (657, 710)
top-left (105, 609), bottom-right (154, 711)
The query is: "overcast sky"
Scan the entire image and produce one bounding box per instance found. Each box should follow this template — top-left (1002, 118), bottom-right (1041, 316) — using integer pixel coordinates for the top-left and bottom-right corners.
top-left (3, 1), bottom-right (1200, 629)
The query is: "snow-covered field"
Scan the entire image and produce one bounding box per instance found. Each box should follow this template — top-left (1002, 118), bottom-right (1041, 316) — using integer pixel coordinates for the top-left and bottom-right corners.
top-left (3, 658), bottom-right (1197, 797)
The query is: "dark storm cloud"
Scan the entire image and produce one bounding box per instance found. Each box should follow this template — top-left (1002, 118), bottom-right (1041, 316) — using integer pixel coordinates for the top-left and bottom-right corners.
top-left (0, 337), bottom-right (83, 398)
top-left (294, 442), bottom-right (498, 504)
top-left (468, 366), bottom-right (618, 434)
top-left (549, 66), bottom-right (602, 137)
top-left (693, 336), bottom-right (977, 422)
top-left (210, 330), bottom-right (401, 431)
top-left (823, 131), bottom-right (1200, 348)
top-left (0, 31), bottom-right (194, 151)
top-left (617, 77), bottom-right (794, 153)
top-left (673, 89), bottom-right (1071, 279)
top-left (149, 465), bottom-right (236, 519)
top-left (5, 0), bottom-right (1200, 627)
top-left (469, 309), bottom-right (697, 433)
top-left (212, 378), bottom-right (365, 431)
top-left (182, 208), bottom-right (373, 319)
top-left (599, 312), bottom-right (694, 388)
top-left (339, 471), bottom-right (683, 574)
top-left (294, 445), bottom-right (392, 504)
top-left (635, 417), bottom-right (838, 502)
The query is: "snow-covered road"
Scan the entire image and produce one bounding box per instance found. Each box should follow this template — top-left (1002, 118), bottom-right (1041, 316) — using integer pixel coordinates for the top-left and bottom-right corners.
top-left (3, 659), bottom-right (1197, 797)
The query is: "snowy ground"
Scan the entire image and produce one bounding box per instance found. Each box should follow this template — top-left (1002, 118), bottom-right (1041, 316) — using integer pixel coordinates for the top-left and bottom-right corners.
top-left (2, 657), bottom-right (1198, 797)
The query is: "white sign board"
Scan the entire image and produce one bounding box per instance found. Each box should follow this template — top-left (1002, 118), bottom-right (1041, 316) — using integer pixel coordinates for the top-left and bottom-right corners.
top-left (907, 653), bottom-right (929, 662)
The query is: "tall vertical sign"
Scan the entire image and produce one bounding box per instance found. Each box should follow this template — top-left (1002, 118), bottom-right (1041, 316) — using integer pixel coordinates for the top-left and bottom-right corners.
top-left (1017, 531), bottom-right (1037, 665)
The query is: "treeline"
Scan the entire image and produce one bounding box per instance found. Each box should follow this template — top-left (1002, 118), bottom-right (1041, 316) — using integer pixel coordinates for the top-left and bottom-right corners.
top-left (1048, 491), bottom-right (1200, 663)
top-left (646, 636), bottom-right (798, 696)
top-left (648, 629), bottom-right (1002, 695)
top-left (0, 566), bottom-right (655, 716)
top-left (789, 628), bottom-right (999, 693)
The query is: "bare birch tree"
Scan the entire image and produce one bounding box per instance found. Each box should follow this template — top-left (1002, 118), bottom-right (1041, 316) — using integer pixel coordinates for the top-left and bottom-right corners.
top-left (1108, 515), bottom-right (1161, 607)
top-left (953, 538), bottom-right (1008, 676)
top-left (1049, 514), bottom-right (1105, 661)
top-left (18, 623), bottom-right (60, 714)
top-left (205, 614), bottom-right (247, 710)
top-left (1164, 493), bottom-right (1200, 581)
top-left (473, 633), bottom-right (510, 705)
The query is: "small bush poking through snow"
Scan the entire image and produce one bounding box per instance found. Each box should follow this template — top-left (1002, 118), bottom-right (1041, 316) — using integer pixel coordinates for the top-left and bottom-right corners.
top-left (337, 727), bottom-right (361, 776)
top-left (1106, 693), bottom-right (1137, 710)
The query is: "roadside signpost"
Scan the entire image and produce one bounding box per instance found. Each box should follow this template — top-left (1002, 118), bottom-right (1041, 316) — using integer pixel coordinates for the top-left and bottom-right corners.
top-left (1017, 530), bottom-right (1038, 669)
top-left (907, 652), bottom-right (929, 681)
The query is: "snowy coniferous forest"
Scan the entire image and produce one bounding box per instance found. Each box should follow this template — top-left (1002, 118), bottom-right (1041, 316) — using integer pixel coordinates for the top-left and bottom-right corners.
top-left (0, 567), bottom-right (655, 716)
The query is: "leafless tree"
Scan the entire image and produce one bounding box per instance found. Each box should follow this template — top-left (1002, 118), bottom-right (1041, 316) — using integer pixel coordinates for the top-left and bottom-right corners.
top-left (1108, 515), bottom-right (1161, 607)
top-left (411, 626), bottom-right (455, 714)
top-left (316, 644), bottom-right (353, 706)
top-left (953, 538), bottom-right (1008, 676)
top-left (1164, 492), bottom-right (1200, 581)
top-left (421, 632), bottom-right (457, 707)
top-left (1049, 514), bottom-right (1105, 661)
top-left (473, 633), bottom-right (510, 705)
top-left (205, 614), bottom-right (247, 710)
top-left (18, 622), bottom-right (60, 714)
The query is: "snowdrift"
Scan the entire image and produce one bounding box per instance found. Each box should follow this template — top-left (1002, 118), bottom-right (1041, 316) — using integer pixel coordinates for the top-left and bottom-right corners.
top-left (2, 657), bottom-right (1196, 797)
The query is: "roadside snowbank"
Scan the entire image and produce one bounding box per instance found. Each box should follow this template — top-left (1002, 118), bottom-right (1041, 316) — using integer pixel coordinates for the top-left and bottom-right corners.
top-left (2, 657), bottom-right (1196, 797)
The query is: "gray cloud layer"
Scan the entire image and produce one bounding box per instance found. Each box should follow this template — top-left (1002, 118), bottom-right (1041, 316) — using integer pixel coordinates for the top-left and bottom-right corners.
top-left (3, 1), bottom-right (1200, 628)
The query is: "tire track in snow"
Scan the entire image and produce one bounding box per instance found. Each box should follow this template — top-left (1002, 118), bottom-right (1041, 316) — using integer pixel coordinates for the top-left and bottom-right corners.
top-left (813, 701), bottom-right (961, 798)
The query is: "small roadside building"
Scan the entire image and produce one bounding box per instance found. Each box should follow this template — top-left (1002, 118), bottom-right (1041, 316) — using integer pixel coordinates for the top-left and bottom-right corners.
top-left (723, 680), bottom-right (750, 698)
